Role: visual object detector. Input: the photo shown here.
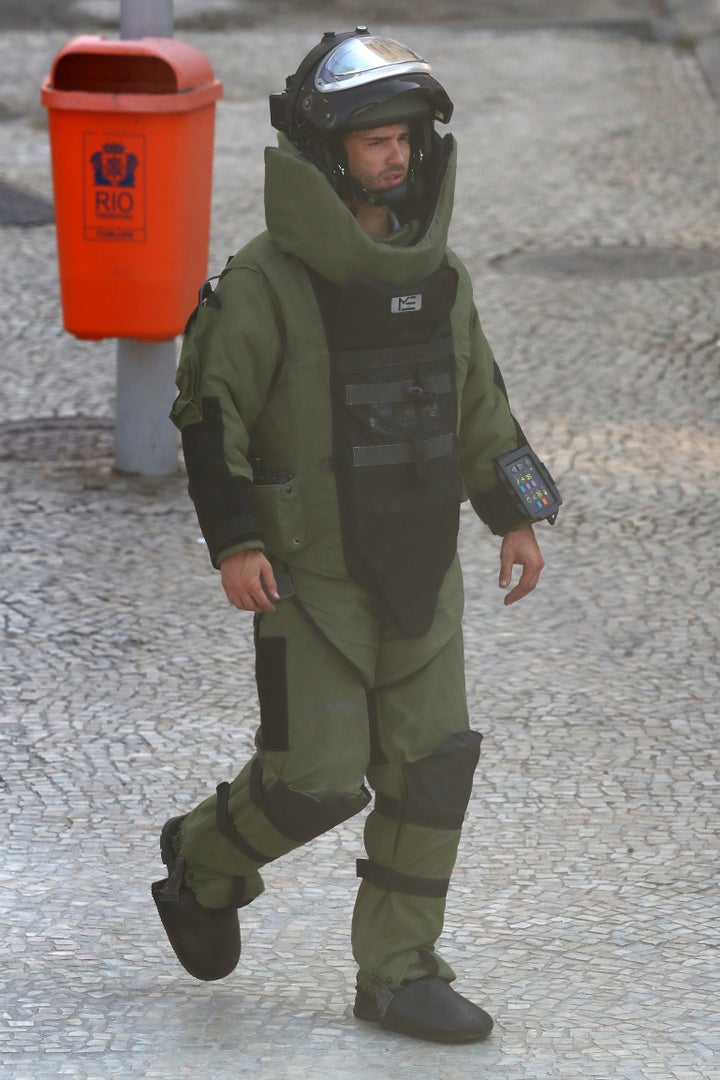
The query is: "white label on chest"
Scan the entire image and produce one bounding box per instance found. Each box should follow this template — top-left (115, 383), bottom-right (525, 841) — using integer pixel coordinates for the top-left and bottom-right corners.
top-left (390, 294), bottom-right (423, 314)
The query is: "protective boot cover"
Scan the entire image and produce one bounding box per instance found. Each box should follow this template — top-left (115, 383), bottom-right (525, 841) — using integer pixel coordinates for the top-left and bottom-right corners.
top-left (324, 264), bottom-right (461, 635)
top-left (354, 974), bottom-right (494, 1043)
top-left (151, 816), bottom-right (241, 981)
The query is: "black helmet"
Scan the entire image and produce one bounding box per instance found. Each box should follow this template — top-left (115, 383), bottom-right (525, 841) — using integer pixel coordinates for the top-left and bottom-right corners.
top-left (269, 26), bottom-right (453, 207)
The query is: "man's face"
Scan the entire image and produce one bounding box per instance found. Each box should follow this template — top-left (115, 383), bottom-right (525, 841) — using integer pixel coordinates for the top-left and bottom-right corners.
top-left (342, 123), bottom-right (411, 193)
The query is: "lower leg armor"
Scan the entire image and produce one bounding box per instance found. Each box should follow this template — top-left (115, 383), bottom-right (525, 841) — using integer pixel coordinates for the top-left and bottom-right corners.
top-left (353, 728), bottom-right (483, 990)
top-left (179, 755), bottom-right (371, 909)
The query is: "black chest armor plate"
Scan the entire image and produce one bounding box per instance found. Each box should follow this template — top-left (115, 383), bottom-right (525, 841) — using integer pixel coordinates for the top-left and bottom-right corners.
top-left (311, 264), bottom-right (461, 636)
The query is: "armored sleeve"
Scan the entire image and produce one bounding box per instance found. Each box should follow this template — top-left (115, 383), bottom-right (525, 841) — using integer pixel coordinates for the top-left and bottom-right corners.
top-left (170, 265), bottom-right (284, 567)
top-left (458, 305), bottom-right (530, 535)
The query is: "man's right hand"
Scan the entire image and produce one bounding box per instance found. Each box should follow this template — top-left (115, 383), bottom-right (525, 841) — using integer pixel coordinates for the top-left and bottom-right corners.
top-left (220, 549), bottom-right (279, 612)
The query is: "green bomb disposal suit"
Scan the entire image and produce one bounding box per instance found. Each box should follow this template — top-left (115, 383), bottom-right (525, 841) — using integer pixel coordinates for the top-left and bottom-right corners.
top-left (170, 133), bottom-right (529, 993)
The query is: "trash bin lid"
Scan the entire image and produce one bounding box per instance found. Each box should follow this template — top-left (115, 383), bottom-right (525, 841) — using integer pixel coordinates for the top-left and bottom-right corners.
top-left (41, 36), bottom-right (223, 113)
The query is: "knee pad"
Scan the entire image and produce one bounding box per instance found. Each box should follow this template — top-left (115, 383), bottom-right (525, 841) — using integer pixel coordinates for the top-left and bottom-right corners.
top-left (378, 729), bottom-right (483, 830)
top-left (250, 759), bottom-right (371, 843)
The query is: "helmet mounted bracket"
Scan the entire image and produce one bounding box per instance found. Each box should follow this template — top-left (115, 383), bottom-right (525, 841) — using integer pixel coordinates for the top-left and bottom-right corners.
top-left (269, 27), bottom-right (370, 142)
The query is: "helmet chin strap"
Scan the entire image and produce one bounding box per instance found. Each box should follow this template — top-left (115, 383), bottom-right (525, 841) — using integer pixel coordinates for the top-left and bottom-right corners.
top-left (360, 180), bottom-right (410, 207)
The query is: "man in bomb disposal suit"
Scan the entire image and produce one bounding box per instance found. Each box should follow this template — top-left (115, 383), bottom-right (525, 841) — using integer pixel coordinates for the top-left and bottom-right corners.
top-left (153, 27), bottom-right (561, 1044)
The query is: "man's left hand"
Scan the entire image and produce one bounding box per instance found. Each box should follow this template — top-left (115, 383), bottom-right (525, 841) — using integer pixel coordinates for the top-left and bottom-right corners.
top-left (499, 524), bottom-right (545, 606)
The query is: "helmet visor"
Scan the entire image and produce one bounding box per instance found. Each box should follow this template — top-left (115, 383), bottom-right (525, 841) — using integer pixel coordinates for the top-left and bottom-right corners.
top-left (314, 36), bottom-right (431, 93)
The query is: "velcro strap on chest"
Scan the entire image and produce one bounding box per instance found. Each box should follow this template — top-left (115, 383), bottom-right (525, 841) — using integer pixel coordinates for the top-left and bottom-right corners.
top-left (346, 368), bottom-right (452, 406)
top-left (353, 433), bottom-right (455, 469)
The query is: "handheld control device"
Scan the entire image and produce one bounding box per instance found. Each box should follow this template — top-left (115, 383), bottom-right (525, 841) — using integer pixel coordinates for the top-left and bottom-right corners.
top-left (494, 444), bottom-right (562, 524)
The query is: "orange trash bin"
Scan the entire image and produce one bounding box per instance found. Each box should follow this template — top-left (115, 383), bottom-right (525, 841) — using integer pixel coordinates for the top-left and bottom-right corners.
top-left (41, 36), bottom-right (223, 341)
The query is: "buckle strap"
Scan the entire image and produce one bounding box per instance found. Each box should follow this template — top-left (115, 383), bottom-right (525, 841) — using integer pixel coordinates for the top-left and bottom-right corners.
top-left (216, 781), bottom-right (272, 866)
top-left (356, 858), bottom-right (449, 899)
top-left (345, 371), bottom-right (452, 406)
top-left (353, 432), bottom-right (455, 469)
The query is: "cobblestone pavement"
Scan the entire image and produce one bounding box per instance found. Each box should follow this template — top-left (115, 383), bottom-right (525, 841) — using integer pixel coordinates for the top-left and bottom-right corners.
top-left (1, 4), bottom-right (719, 1079)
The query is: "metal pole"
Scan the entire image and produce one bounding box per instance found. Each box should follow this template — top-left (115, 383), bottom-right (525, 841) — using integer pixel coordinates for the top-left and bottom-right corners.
top-left (115, 0), bottom-right (177, 475)
top-left (120, 0), bottom-right (174, 38)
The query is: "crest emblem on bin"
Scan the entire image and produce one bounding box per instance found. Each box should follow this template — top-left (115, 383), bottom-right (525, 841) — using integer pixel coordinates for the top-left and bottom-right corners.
top-left (83, 132), bottom-right (145, 241)
top-left (90, 142), bottom-right (138, 188)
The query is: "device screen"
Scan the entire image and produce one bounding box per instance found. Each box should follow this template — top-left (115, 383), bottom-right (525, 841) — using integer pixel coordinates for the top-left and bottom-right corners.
top-left (506, 455), bottom-right (553, 513)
